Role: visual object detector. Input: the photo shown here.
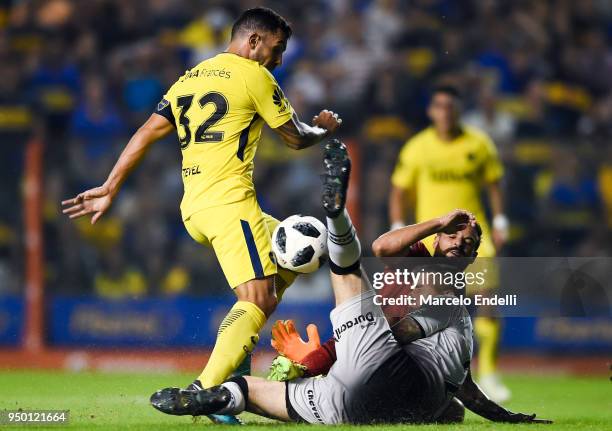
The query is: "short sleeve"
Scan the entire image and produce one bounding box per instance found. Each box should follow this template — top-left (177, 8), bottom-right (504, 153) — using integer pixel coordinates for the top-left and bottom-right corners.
top-left (408, 296), bottom-right (458, 336)
top-left (246, 67), bottom-right (294, 129)
top-left (481, 134), bottom-right (504, 184)
top-left (391, 139), bottom-right (420, 190)
top-left (154, 96), bottom-right (176, 126)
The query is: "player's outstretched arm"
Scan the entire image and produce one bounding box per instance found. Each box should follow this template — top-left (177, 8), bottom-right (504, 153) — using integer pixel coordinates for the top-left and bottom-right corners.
top-left (389, 184), bottom-right (410, 230)
top-left (61, 113), bottom-right (174, 224)
top-left (488, 181), bottom-right (509, 251)
top-left (274, 110), bottom-right (341, 150)
top-left (456, 370), bottom-right (552, 423)
top-left (372, 209), bottom-right (477, 257)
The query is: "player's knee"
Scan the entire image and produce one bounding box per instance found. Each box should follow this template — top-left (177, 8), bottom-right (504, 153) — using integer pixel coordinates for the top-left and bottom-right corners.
top-left (256, 294), bottom-right (278, 317)
top-left (235, 277), bottom-right (278, 317)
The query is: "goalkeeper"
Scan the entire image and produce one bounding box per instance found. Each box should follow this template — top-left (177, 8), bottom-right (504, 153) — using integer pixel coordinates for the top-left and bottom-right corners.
top-left (269, 205), bottom-right (485, 380)
top-left (267, 210), bottom-right (545, 424)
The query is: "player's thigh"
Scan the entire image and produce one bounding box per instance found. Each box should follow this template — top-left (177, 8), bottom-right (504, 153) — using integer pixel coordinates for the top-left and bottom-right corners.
top-left (262, 212), bottom-right (280, 234)
top-left (328, 285), bottom-right (401, 388)
top-left (287, 375), bottom-right (345, 424)
top-left (263, 212), bottom-right (298, 298)
top-left (329, 270), bottom-right (364, 306)
top-left (206, 199), bottom-right (278, 288)
top-left (183, 214), bottom-right (211, 247)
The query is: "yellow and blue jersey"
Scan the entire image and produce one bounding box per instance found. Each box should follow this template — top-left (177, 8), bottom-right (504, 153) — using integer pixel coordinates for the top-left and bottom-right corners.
top-left (156, 52), bottom-right (294, 220)
top-left (392, 125), bottom-right (504, 257)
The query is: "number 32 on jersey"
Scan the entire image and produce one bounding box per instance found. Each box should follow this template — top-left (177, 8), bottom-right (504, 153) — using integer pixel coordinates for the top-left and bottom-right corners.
top-left (176, 91), bottom-right (228, 150)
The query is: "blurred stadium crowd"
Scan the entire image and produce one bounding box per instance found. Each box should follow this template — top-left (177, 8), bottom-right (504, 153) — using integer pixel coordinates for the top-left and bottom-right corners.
top-left (1, 0), bottom-right (612, 298)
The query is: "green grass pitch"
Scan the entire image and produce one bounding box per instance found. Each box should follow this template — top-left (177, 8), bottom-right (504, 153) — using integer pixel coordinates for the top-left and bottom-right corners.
top-left (1, 370), bottom-right (610, 430)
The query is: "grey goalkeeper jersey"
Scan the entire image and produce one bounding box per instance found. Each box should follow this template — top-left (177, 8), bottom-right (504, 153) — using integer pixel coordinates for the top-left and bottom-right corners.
top-left (402, 295), bottom-right (473, 387)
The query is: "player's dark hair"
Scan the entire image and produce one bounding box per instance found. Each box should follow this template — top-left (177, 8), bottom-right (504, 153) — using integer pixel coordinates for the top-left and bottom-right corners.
top-left (231, 7), bottom-right (292, 40)
top-left (432, 85), bottom-right (462, 101)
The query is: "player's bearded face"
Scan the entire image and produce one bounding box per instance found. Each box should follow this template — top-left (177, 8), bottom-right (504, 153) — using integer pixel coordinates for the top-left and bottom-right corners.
top-left (434, 227), bottom-right (478, 258)
top-left (249, 31), bottom-right (287, 71)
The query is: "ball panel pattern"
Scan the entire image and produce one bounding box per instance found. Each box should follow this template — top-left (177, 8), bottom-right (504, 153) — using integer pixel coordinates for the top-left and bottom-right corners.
top-left (292, 222), bottom-right (321, 238)
top-left (290, 245), bottom-right (315, 267)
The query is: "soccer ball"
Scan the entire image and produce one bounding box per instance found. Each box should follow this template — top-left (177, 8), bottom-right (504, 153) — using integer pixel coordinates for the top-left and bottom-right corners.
top-left (272, 215), bottom-right (328, 273)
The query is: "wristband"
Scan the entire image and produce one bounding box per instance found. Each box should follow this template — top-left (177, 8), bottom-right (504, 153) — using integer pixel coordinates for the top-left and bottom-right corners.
top-left (390, 221), bottom-right (405, 231)
top-left (492, 214), bottom-right (509, 232)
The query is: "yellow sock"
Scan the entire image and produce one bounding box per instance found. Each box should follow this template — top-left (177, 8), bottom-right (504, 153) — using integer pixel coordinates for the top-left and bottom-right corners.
top-left (474, 317), bottom-right (500, 377)
top-left (198, 301), bottom-right (266, 388)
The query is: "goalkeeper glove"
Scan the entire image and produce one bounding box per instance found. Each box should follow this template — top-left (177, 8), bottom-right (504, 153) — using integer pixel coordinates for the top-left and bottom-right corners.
top-left (271, 319), bottom-right (321, 363)
top-left (267, 356), bottom-right (307, 381)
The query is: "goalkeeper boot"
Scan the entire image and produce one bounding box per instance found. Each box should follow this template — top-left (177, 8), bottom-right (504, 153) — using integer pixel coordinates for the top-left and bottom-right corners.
top-left (182, 380), bottom-right (241, 424)
top-left (322, 139), bottom-right (351, 218)
top-left (186, 355), bottom-right (251, 424)
top-left (150, 386), bottom-right (232, 416)
top-left (208, 354), bottom-right (251, 424)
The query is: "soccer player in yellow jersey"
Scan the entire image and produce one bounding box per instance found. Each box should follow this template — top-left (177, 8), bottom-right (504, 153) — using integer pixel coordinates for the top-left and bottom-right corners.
top-left (389, 86), bottom-right (511, 403)
top-left (61, 6), bottom-right (341, 411)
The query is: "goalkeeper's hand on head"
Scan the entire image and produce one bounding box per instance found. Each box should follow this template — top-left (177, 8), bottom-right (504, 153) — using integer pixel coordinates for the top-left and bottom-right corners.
top-left (271, 320), bottom-right (321, 363)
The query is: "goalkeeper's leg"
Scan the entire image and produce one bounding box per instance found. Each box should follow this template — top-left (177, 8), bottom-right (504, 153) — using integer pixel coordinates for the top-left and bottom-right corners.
top-left (322, 139), bottom-right (363, 305)
top-left (151, 376), bottom-right (291, 421)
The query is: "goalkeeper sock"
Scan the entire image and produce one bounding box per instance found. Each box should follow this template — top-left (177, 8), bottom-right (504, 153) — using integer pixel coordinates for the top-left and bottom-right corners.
top-left (198, 301), bottom-right (266, 388)
top-left (216, 379), bottom-right (248, 415)
top-left (326, 209), bottom-right (361, 274)
top-left (474, 316), bottom-right (500, 377)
